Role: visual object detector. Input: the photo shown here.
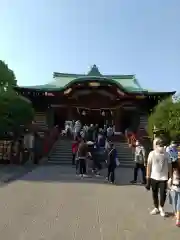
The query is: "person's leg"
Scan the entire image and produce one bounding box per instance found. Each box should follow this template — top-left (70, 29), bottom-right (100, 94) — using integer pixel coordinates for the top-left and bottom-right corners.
top-left (159, 180), bottom-right (167, 216)
top-left (176, 192), bottom-right (180, 226)
top-left (131, 163), bottom-right (138, 183)
top-left (140, 164), bottom-right (146, 184)
top-left (72, 154), bottom-right (75, 165)
top-left (83, 159), bottom-right (87, 174)
top-left (79, 159), bottom-right (84, 175)
top-left (150, 179), bottom-right (159, 214)
top-left (159, 180), bottom-right (167, 207)
top-left (76, 160), bottom-right (79, 174)
top-left (107, 165), bottom-right (111, 181)
top-left (110, 166), bottom-right (115, 183)
top-left (171, 190), bottom-right (177, 216)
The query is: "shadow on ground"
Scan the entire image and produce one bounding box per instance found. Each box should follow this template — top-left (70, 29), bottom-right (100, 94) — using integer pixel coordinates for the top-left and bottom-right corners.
top-left (3, 165), bottom-right (146, 188)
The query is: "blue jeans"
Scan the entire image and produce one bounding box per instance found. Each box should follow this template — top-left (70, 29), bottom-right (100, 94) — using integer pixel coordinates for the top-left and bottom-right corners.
top-left (171, 190), bottom-right (180, 212)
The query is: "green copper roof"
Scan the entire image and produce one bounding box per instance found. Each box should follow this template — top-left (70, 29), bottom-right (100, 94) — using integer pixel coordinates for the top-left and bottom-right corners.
top-left (16, 65), bottom-right (175, 95)
top-left (18, 65), bottom-right (146, 93)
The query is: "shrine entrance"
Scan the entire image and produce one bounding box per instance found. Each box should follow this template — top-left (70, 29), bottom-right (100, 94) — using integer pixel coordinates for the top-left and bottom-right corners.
top-left (74, 108), bottom-right (113, 128)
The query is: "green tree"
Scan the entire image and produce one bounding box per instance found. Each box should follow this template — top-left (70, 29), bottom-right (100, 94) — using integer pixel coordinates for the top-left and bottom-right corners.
top-left (148, 97), bottom-right (180, 141)
top-left (0, 61), bottom-right (34, 134)
top-left (0, 60), bottom-right (16, 91)
top-left (0, 89), bottom-right (34, 134)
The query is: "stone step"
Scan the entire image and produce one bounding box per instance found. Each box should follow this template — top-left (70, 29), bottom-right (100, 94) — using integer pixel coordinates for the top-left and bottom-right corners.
top-left (48, 138), bottom-right (135, 166)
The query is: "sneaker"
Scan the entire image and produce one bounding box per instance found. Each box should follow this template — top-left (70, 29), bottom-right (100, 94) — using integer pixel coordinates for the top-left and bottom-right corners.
top-left (159, 207), bottom-right (165, 217)
top-left (83, 174), bottom-right (88, 178)
top-left (110, 181), bottom-right (115, 184)
top-left (130, 180), bottom-right (137, 184)
top-left (176, 220), bottom-right (180, 227)
top-left (95, 174), bottom-right (100, 177)
top-left (150, 208), bottom-right (159, 215)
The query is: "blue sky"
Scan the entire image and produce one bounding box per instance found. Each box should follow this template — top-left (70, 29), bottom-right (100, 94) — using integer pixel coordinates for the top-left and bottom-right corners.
top-left (0, 0), bottom-right (179, 91)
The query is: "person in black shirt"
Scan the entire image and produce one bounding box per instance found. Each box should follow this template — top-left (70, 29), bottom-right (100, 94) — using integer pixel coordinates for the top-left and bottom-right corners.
top-left (107, 142), bottom-right (117, 184)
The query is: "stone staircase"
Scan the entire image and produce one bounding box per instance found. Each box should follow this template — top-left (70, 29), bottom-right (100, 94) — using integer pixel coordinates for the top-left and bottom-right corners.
top-left (48, 137), bottom-right (134, 167)
top-left (48, 138), bottom-right (72, 165)
top-left (114, 141), bottom-right (134, 168)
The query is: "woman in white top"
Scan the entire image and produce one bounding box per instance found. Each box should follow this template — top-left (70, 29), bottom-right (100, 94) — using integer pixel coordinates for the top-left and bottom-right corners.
top-left (146, 139), bottom-right (172, 217)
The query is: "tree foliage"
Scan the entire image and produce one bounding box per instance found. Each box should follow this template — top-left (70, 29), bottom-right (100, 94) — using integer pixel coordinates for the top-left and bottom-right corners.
top-left (148, 97), bottom-right (180, 141)
top-left (0, 61), bottom-right (34, 135)
top-left (0, 60), bottom-right (16, 91)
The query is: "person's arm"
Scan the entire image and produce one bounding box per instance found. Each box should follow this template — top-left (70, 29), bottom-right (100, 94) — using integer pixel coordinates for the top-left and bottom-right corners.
top-left (145, 151), bottom-right (153, 190)
top-left (142, 147), bottom-right (146, 165)
top-left (146, 151), bottom-right (153, 178)
top-left (167, 153), bottom-right (172, 179)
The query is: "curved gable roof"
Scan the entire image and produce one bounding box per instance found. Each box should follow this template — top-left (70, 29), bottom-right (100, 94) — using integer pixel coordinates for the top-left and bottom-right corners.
top-left (15, 65), bottom-right (175, 96)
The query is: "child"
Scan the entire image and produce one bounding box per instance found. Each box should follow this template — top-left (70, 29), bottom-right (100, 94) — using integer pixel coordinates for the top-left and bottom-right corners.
top-left (168, 160), bottom-right (180, 227)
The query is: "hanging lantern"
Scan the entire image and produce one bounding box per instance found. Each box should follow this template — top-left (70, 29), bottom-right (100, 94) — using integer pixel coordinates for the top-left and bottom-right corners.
top-left (82, 110), bottom-right (86, 116)
top-left (101, 110), bottom-right (105, 116)
top-left (77, 108), bottom-right (80, 114)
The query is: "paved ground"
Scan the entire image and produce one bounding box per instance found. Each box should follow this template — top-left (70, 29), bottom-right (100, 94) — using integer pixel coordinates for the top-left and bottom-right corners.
top-left (0, 165), bottom-right (179, 240)
top-left (0, 163), bottom-right (36, 185)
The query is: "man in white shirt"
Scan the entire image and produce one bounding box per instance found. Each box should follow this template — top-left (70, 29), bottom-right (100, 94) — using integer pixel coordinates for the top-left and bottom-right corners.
top-left (107, 126), bottom-right (113, 139)
top-left (146, 139), bottom-right (172, 217)
top-left (74, 120), bottom-right (81, 140)
top-left (24, 130), bottom-right (35, 161)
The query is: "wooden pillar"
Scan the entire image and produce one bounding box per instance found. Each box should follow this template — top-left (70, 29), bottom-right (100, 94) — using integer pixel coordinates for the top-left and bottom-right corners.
top-left (46, 107), bottom-right (54, 128)
top-left (114, 108), bottom-right (121, 132)
top-left (67, 107), bottom-right (73, 120)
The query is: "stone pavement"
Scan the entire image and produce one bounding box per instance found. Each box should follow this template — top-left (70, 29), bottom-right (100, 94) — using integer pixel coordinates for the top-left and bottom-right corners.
top-left (0, 165), bottom-right (179, 240)
top-left (0, 163), bottom-right (35, 185)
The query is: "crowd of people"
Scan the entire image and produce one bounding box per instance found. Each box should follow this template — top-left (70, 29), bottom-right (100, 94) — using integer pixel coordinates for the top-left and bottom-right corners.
top-left (70, 120), bottom-right (118, 184)
top-left (62, 120), bottom-right (114, 140)
top-left (64, 120), bottom-right (180, 227)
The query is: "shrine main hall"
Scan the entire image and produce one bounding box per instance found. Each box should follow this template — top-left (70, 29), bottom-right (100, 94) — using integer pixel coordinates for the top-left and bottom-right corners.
top-left (15, 65), bottom-right (175, 133)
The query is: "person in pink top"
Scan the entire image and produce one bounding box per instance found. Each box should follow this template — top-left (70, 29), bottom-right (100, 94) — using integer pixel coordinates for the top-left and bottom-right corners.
top-left (72, 138), bottom-right (79, 165)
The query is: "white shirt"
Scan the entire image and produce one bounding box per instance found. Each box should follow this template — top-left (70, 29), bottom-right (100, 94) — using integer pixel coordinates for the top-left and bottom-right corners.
top-left (107, 127), bottom-right (113, 137)
top-left (169, 170), bottom-right (180, 192)
top-left (74, 121), bottom-right (81, 133)
top-left (147, 149), bottom-right (171, 181)
top-left (134, 145), bottom-right (145, 163)
top-left (24, 134), bottom-right (34, 149)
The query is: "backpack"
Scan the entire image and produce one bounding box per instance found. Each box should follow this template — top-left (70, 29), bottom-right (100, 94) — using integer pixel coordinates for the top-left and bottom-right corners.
top-left (136, 148), bottom-right (144, 164)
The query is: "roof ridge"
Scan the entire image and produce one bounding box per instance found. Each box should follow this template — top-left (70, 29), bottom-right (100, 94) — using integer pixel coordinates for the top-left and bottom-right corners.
top-left (53, 72), bottom-right (86, 78)
top-left (104, 74), bottom-right (135, 79)
top-left (53, 72), bottom-right (135, 79)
